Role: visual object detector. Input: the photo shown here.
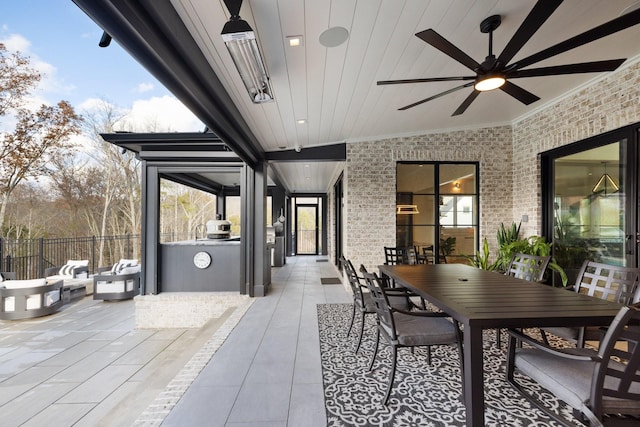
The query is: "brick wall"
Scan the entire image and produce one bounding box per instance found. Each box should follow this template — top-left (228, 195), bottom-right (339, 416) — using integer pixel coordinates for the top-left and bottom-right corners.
top-left (512, 61), bottom-right (640, 233)
top-left (337, 61), bottom-right (640, 272)
top-left (344, 127), bottom-right (513, 271)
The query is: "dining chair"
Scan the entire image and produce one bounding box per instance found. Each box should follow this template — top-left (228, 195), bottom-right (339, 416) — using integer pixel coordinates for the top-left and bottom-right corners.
top-left (540, 260), bottom-right (640, 348)
top-left (340, 257), bottom-right (415, 354)
top-left (383, 246), bottom-right (409, 265)
top-left (496, 253), bottom-right (551, 346)
top-left (506, 302), bottom-right (640, 427)
top-left (504, 253), bottom-right (551, 282)
top-left (360, 267), bottom-right (463, 405)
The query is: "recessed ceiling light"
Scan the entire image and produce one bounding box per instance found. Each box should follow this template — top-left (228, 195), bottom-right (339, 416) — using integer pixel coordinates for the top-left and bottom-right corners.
top-left (296, 119), bottom-right (307, 124)
top-left (319, 26), bottom-right (349, 47)
top-left (287, 35), bottom-right (303, 47)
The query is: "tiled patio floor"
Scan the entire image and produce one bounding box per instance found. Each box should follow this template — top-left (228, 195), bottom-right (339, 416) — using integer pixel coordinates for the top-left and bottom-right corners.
top-left (0, 256), bottom-right (349, 426)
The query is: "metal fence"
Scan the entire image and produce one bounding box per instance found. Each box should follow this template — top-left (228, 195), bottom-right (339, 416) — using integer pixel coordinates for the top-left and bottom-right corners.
top-left (0, 235), bottom-right (141, 279)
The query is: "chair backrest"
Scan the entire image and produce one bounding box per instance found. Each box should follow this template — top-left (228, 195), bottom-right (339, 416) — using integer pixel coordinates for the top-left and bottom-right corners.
top-left (0, 271), bottom-right (17, 281)
top-left (360, 267), bottom-right (397, 340)
top-left (591, 302), bottom-right (640, 418)
top-left (504, 253), bottom-right (551, 282)
top-left (384, 246), bottom-right (408, 265)
top-left (341, 257), bottom-right (363, 295)
top-left (573, 260), bottom-right (640, 304)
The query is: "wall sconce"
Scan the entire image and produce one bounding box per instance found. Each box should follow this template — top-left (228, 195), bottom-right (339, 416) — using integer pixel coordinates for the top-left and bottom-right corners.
top-left (221, 0), bottom-right (274, 103)
top-left (397, 205), bottom-right (419, 214)
top-left (453, 182), bottom-right (461, 190)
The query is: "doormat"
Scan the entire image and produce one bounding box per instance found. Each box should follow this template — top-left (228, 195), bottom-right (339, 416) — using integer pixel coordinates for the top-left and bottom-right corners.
top-left (316, 259), bottom-right (329, 262)
top-left (320, 277), bottom-right (342, 285)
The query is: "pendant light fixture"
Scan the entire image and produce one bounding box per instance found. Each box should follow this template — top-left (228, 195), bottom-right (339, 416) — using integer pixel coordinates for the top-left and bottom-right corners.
top-left (396, 205), bottom-right (419, 214)
top-left (591, 161), bottom-right (619, 195)
top-left (221, 0), bottom-right (274, 103)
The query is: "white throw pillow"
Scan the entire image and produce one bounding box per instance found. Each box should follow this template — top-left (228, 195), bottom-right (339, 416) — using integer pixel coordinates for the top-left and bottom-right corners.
top-left (59, 264), bottom-right (76, 276)
top-left (118, 265), bottom-right (141, 275)
top-left (111, 259), bottom-right (138, 274)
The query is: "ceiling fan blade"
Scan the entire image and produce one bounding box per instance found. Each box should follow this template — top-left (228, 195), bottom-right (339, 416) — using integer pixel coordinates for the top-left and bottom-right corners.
top-left (499, 81), bottom-right (540, 105)
top-left (509, 6), bottom-right (640, 71)
top-left (415, 29), bottom-right (480, 71)
top-left (378, 76), bottom-right (476, 85)
top-left (497, 0), bottom-right (563, 67)
top-left (452, 91), bottom-right (480, 116)
top-left (398, 82), bottom-right (474, 111)
top-left (508, 59), bottom-right (626, 78)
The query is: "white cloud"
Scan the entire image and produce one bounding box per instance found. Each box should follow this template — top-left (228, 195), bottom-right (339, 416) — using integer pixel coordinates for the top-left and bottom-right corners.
top-left (135, 82), bottom-right (154, 93)
top-left (0, 33), bottom-right (75, 98)
top-left (116, 95), bottom-right (203, 132)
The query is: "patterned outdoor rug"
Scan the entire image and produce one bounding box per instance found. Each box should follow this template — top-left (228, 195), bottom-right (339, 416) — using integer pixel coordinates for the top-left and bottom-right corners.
top-left (318, 303), bottom-right (584, 427)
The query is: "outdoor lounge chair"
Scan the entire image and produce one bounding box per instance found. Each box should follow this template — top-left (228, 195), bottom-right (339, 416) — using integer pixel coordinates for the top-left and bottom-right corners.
top-left (93, 259), bottom-right (141, 301)
top-left (0, 277), bottom-right (64, 320)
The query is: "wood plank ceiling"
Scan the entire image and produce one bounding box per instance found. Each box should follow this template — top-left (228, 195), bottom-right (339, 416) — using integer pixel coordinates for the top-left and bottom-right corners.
top-left (170, 0), bottom-right (640, 193)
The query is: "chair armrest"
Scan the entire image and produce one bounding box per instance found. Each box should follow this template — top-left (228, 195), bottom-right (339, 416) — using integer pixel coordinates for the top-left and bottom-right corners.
top-left (94, 271), bottom-right (140, 282)
top-left (44, 266), bottom-right (60, 277)
top-left (72, 266), bottom-right (89, 278)
top-left (507, 328), bottom-right (600, 362)
top-left (96, 266), bottom-right (113, 274)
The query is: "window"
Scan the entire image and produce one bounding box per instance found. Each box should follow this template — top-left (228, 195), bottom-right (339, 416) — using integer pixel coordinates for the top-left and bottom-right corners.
top-left (396, 162), bottom-right (478, 262)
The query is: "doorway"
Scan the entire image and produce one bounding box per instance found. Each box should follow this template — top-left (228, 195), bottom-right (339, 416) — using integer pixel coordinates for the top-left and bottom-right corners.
top-left (542, 124), bottom-right (639, 286)
top-left (295, 204), bottom-right (318, 255)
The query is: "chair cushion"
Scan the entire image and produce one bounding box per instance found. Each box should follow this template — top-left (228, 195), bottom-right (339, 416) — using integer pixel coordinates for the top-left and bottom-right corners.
top-left (118, 265), bottom-right (141, 275)
top-left (515, 346), bottom-right (640, 413)
top-left (111, 259), bottom-right (138, 274)
top-left (2, 279), bottom-right (47, 290)
top-left (393, 313), bottom-right (458, 346)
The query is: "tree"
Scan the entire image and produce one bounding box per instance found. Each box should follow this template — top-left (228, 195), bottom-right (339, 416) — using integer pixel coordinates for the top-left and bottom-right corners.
top-left (0, 43), bottom-right (82, 231)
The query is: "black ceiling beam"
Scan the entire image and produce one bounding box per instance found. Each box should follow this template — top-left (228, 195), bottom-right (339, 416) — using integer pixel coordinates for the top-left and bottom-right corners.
top-left (73, 0), bottom-right (264, 167)
top-left (265, 143), bottom-right (346, 162)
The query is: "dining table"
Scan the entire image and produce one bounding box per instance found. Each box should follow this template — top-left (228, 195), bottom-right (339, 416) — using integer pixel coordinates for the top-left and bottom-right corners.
top-left (378, 263), bottom-right (623, 427)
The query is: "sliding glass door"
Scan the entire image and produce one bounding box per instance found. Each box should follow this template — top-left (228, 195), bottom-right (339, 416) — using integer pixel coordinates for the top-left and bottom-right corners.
top-left (543, 125), bottom-right (639, 286)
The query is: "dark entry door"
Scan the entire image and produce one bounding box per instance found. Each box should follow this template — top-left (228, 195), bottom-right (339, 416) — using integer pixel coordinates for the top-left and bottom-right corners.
top-left (296, 204), bottom-right (318, 255)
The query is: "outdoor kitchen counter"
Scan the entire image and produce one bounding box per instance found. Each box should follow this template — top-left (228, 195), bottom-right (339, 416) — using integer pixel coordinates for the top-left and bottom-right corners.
top-left (160, 239), bottom-right (241, 292)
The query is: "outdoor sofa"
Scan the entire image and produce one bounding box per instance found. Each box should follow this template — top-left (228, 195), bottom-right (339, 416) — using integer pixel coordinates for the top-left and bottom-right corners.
top-left (0, 275), bottom-right (64, 320)
top-left (45, 259), bottom-right (92, 298)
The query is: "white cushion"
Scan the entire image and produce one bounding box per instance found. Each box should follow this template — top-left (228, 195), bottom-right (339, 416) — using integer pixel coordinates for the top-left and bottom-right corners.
top-left (44, 289), bottom-right (61, 307)
top-left (111, 259), bottom-right (138, 274)
top-left (2, 279), bottom-right (47, 290)
top-left (96, 281), bottom-right (126, 293)
top-left (118, 265), bottom-right (141, 275)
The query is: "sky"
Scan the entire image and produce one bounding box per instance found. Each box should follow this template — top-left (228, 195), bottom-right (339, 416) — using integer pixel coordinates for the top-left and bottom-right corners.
top-left (0, 0), bottom-right (203, 133)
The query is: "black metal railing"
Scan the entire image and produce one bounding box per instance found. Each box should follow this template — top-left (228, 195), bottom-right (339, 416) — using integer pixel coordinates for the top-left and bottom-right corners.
top-left (0, 235), bottom-right (141, 279)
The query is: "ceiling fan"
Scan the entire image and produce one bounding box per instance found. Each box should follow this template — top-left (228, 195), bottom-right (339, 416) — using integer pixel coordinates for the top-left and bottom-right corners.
top-left (377, 0), bottom-right (640, 116)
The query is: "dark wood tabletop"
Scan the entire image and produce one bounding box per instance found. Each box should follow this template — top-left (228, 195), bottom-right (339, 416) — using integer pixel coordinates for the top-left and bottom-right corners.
top-left (378, 263), bottom-right (623, 427)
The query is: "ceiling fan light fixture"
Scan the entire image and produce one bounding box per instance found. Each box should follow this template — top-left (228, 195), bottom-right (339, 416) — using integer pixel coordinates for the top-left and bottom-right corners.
top-left (474, 74), bottom-right (506, 91)
top-left (221, 10), bottom-right (274, 104)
